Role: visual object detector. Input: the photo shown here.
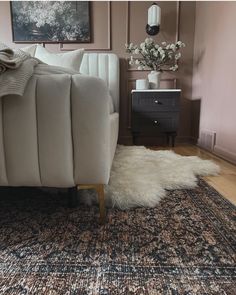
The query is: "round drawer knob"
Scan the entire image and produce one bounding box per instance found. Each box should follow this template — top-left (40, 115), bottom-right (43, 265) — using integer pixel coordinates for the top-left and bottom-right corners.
top-left (154, 120), bottom-right (159, 124)
top-left (154, 100), bottom-right (159, 104)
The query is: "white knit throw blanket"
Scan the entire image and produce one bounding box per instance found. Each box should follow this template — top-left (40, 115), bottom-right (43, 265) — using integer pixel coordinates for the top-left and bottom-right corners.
top-left (0, 43), bottom-right (39, 97)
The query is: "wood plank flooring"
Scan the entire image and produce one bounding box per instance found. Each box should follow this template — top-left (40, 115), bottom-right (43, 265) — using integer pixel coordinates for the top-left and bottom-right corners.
top-left (152, 144), bottom-right (236, 205)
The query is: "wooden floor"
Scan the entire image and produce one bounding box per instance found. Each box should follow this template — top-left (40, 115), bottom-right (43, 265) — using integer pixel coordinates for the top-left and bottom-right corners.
top-left (153, 144), bottom-right (236, 205)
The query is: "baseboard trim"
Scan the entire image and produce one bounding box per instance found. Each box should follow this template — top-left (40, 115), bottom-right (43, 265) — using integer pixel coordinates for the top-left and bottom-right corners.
top-left (213, 145), bottom-right (236, 165)
top-left (176, 136), bottom-right (197, 144)
top-left (119, 135), bottom-right (198, 146)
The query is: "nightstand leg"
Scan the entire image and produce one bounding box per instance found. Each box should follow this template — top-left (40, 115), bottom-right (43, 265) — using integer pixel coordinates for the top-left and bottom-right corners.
top-left (133, 132), bottom-right (139, 145)
top-left (171, 133), bottom-right (176, 147)
top-left (166, 133), bottom-right (170, 146)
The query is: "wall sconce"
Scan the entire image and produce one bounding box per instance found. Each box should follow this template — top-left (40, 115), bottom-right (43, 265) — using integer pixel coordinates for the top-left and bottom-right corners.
top-left (146, 2), bottom-right (161, 36)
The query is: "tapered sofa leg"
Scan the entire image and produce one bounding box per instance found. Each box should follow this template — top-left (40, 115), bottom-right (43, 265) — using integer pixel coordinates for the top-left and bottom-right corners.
top-left (96, 184), bottom-right (106, 224)
top-left (77, 184), bottom-right (106, 224)
top-left (68, 187), bottom-right (78, 208)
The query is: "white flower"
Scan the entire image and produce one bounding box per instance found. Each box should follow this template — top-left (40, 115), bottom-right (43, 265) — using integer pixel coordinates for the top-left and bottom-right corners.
top-left (170, 44), bottom-right (176, 51)
top-left (129, 43), bottom-right (134, 50)
top-left (140, 42), bottom-right (145, 49)
top-left (145, 37), bottom-right (153, 45)
top-left (170, 64), bottom-right (178, 71)
top-left (177, 41), bottom-right (186, 48)
top-left (125, 39), bottom-right (184, 71)
top-left (129, 56), bottom-right (134, 65)
top-left (175, 52), bottom-right (181, 60)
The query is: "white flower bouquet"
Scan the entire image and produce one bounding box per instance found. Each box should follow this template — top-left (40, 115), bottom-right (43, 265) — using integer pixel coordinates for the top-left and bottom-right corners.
top-left (125, 38), bottom-right (185, 72)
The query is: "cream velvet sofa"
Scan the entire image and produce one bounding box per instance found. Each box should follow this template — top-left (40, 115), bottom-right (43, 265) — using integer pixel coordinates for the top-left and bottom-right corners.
top-left (0, 53), bottom-right (119, 222)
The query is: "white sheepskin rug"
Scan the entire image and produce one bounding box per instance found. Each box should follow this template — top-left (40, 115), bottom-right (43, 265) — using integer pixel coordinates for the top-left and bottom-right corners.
top-left (80, 145), bottom-right (220, 209)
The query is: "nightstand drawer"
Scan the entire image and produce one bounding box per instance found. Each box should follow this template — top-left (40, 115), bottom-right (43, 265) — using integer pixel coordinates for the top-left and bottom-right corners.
top-left (132, 112), bottom-right (179, 134)
top-left (132, 91), bottom-right (180, 112)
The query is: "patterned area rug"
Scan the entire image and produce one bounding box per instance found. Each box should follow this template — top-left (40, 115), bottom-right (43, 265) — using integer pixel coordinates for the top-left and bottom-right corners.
top-left (0, 179), bottom-right (235, 295)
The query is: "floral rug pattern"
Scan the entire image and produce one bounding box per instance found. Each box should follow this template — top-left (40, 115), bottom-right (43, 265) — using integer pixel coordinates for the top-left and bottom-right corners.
top-left (0, 179), bottom-right (235, 294)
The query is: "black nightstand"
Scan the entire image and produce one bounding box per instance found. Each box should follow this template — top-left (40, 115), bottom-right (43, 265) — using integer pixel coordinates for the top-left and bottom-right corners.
top-left (131, 89), bottom-right (181, 146)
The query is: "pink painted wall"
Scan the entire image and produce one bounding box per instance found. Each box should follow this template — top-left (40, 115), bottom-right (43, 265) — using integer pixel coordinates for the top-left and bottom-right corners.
top-left (192, 1), bottom-right (236, 163)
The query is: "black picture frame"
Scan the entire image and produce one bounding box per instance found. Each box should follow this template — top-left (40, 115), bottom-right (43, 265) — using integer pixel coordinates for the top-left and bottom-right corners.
top-left (10, 1), bottom-right (91, 44)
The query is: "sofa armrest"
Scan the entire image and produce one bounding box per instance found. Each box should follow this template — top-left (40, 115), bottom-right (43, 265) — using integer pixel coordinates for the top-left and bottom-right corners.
top-left (71, 75), bottom-right (111, 185)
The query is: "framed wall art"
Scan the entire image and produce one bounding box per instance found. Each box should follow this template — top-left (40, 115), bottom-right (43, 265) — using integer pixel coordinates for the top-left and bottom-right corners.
top-left (10, 1), bottom-right (91, 43)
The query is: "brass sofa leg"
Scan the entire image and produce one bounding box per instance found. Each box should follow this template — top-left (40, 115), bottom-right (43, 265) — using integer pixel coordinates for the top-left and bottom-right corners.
top-left (96, 184), bottom-right (106, 224)
top-left (77, 184), bottom-right (106, 224)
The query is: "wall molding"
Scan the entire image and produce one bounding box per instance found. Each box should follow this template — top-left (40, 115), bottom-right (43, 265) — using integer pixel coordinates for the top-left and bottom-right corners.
top-left (176, 136), bottom-right (197, 144)
top-left (60, 1), bottom-right (111, 52)
top-left (125, 2), bottom-right (130, 46)
top-left (175, 1), bottom-right (180, 43)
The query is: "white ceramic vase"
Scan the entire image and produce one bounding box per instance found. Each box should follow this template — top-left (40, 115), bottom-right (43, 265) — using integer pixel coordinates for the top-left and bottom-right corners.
top-left (148, 71), bottom-right (161, 89)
